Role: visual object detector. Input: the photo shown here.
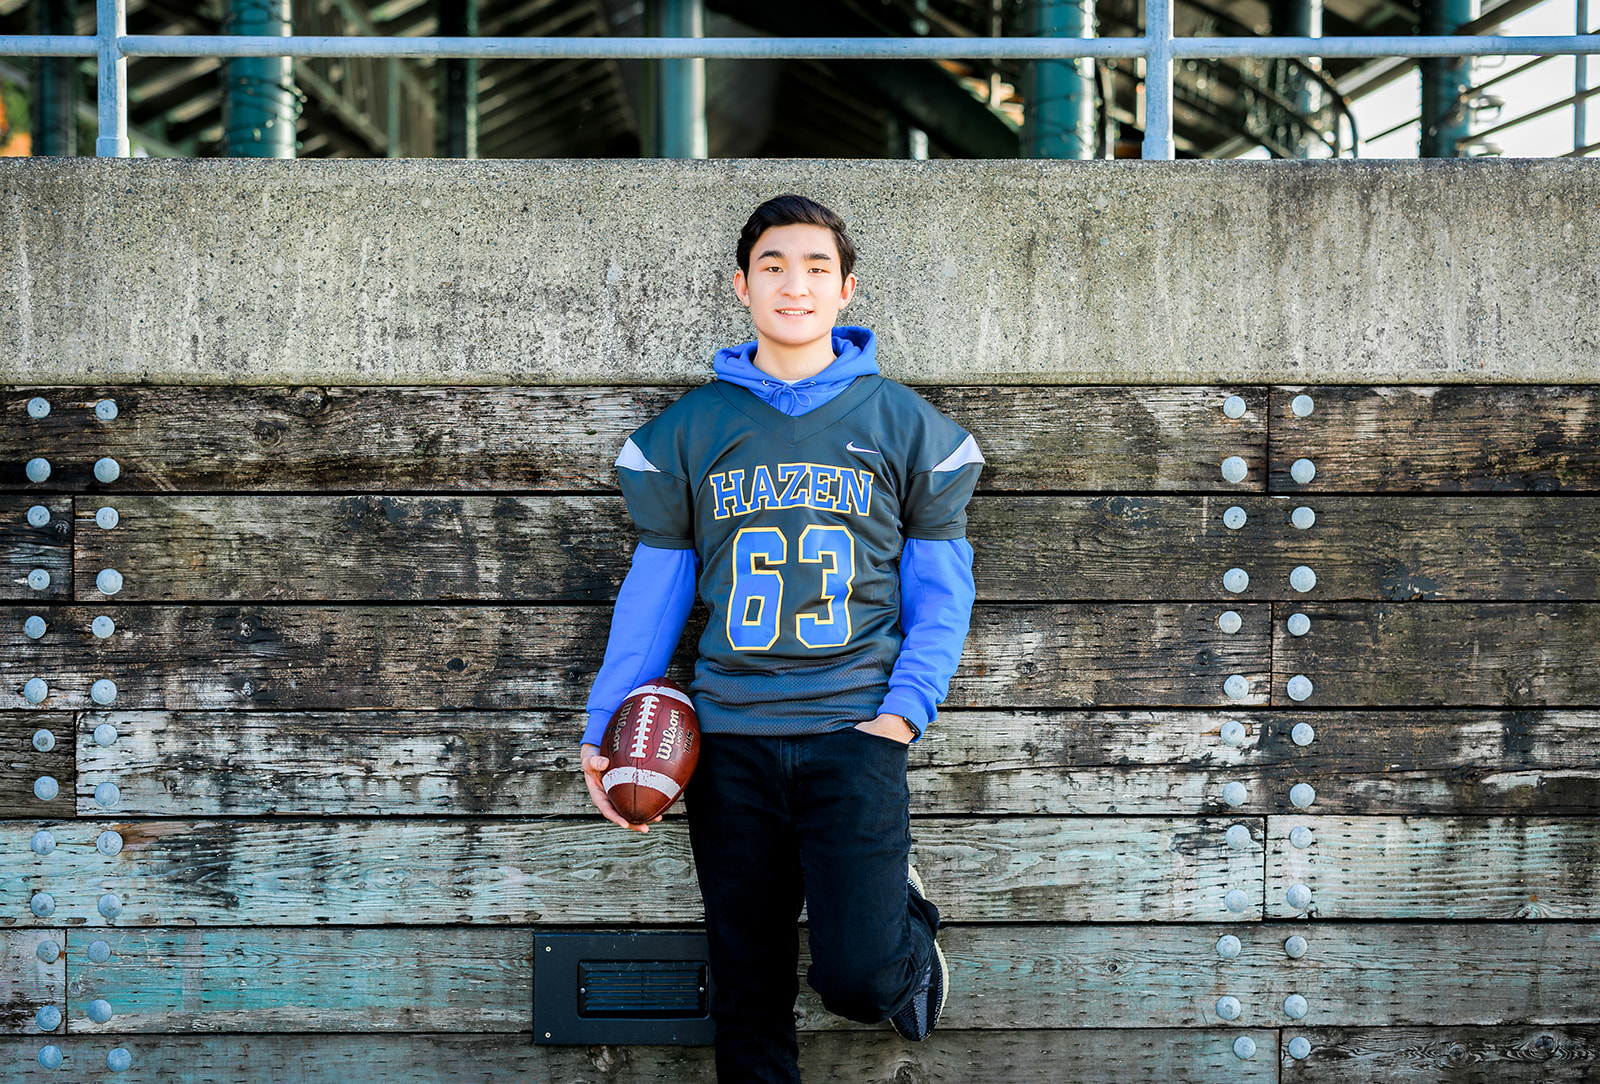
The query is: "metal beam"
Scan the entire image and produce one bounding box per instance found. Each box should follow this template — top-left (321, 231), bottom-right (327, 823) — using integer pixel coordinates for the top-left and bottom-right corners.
top-left (222, 0), bottom-right (295, 157)
top-left (654, 0), bottom-right (705, 158)
top-left (1025, 0), bottom-right (1098, 158)
top-left (439, 0), bottom-right (478, 157)
top-left (1420, 0), bottom-right (1477, 156)
top-left (33, 0), bottom-right (80, 155)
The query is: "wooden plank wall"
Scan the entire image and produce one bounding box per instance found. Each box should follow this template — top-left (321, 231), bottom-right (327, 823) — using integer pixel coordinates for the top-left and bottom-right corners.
top-left (2, 383), bottom-right (1599, 1083)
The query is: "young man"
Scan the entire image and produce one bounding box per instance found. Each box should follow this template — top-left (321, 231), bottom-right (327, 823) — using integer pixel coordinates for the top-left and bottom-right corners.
top-left (581, 194), bottom-right (983, 1083)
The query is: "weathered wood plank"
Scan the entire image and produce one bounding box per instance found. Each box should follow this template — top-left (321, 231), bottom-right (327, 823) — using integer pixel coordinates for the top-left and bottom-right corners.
top-left (1270, 386), bottom-right (1600, 492)
top-left (73, 493), bottom-right (1600, 603)
top-left (1266, 816), bottom-right (1600, 919)
top-left (1272, 603), bottom-right (1600, 707)
top-left (2, 817), bottom-right (1260, 927)
top-left (0, 497), bottom-right (71, 602)
top-left (0, 604), bottom-right (1269, 711)
top-left (43, 921), bottom-right (1600, 1034)
top-left (77, 709), bottom-right (1600, 817)
top-left (1, 385), bottom-right (1267, 494)
top-left (0, 715), bottom-right (75, 818)
top-left (1283, 1026), bottom-right (1600, 1082)
top-left (1, 929), bottom-right (63, 1034)
top-left (65, 928), bottom-right (531, 1033)
top-left (0, 1030), bottom-right (1281, 1083)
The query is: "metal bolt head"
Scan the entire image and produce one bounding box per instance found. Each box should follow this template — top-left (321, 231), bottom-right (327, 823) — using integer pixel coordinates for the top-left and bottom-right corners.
top-left (33, 728), bottom-right (56, 752)
top-left (37, 939), bottom-right (61, 963)
top-left (1286, 883), bottom-right (1313, 909)
top-left (94, 457), bottom-right (122, 484)
top-left (1287, 675), bottom-right (1314, 702)
top-left (27, 504), bottom-right (50, 528)
top-left (31, 892), bottom-right (56, 917)
top-left (1290, 565), bottom-right (1318, 593)
top-left (91, 679), bottom-right (118, 706)
top-left (31, 830), bottom-right (56, 856)
top-left (39, 1045), bottom-right (64, 1070)
top-left (1223, 395), bottom-right (1247, 419)
top-left (89, 939), bottom-right (112, 963)
top-left (1223, 781), bottom-right (1248, 807)
top-left (1215, 995), bottom-right (1242, 1020)
top-left (1292, 506), bottom-right (1315, 530)
top-left (25, 615), bottom-right (48, 639)
top-left (1224, 674), bottom-right (1250, 700)
top-left (1287, 612), bottom-right (1311, 637)
top-left (1225, 824), bottom-right (1253, 849)
top-left (36, 1005), bottom-right (62, 1032)
top-left (87, 999), bottom-right (114, 1024)
top-left (1290, 782), bottom-right (1317, 808)
top-left (27, 396), bottom-right (51, 418)
top-left (1288, 1035), bottom-right (1312, 1060)
top-left (28, 568), bottom-right (50, 591)
top-left (107, 1048), bottom-right (132, 1072)
top-left (1223, 568), bottom-right (1250, 593)
top-left (1291, 394), bottom-right (1315, 417)
top-left (1216, 934), bottom-right (1242, 959)
top-left (1223, 505), bottom-right (1246, 530)
top-left (33, 776), bottom-right (60, 801)
top-left (1284, 993), bottom-right (1309, 1019)
top-left (97, 892), bottom-right (123, 919)
top-left (1290, 826), bottom-right (1315, 849)
top-left (97, 568), bottom-right (124, 595)
top-left (1290, 458), bottom-right (1316, 484)
top-left (1220, 719), bottom-right (1247, 746)
top-left (96, 506), bottom-right (120, 529)
top-left (1285, 934), bottom-right (1308, 958)
top-left (25, 457), bottom-right (52, 482)
top-left (1291, 722), bottom-right (1316, 746)
top-left (1234, 1035), bottom-right (1257, 1060)
top-left (24, 677), bottom-right (50, 704)
top-left (95, 781), bottom-right (121, 808)
top-left (97, 830), bottom-right (124, 856)
top-left (94, 722), bottom-right (119, 746)
top-left (95, 398), bottom-right (119, 421)
top-left (92, 615), bottom-right (116, 639)
top-left (1225, 888), bottom-right (1249, 913)
top-left (1221, 456), bottom-right (1248, 483)
top-left (1217, 610), bottom-right (1242, 634)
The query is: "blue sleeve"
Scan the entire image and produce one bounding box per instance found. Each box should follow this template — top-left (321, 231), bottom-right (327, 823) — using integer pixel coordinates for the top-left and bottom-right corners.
top-left (581, 543), bottom-right (698, 747)
top-left (879, 536), bottom-right (976, 739)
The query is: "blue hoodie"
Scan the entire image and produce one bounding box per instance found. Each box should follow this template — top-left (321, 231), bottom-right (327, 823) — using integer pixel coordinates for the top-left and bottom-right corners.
top-left (582, 327), bottom-right (978, 747)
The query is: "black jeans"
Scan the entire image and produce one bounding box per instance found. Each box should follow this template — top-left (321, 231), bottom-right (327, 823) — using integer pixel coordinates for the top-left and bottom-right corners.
top-left (684, 727), bottom-right (940, 1084)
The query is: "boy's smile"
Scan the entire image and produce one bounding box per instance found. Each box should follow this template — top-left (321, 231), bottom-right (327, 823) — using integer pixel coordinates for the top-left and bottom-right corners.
top-left (733, 223), bottom-right (858, 382)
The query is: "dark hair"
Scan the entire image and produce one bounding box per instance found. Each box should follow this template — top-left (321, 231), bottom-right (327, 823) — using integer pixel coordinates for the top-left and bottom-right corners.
top-left (736, 194), bottom-right (857, 279)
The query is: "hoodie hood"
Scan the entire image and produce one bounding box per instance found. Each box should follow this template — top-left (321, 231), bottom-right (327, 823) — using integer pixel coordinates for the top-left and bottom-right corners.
top-left (712, 326), bottom-right (878, 417)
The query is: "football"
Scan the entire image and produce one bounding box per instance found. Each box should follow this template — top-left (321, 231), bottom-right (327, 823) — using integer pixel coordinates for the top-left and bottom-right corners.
top-left (601, 678), bottom-right (700, 824)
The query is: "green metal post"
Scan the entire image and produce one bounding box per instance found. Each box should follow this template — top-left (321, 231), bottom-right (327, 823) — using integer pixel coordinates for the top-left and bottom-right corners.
top-left (440, 0), bottom-right (477, 158)
top-left (1269, 0), bottom-right (1321, 156)
top-left (1420, 0), bottom-right (1477, 156)
top-left (223, 0), bottom-right (295, 157)
top-left (1024, 0), bottom-right (1097, 158)
top-left (33, 0), bottom-right (80, 155)
top-left (655, 0), bottom-right (706, 158)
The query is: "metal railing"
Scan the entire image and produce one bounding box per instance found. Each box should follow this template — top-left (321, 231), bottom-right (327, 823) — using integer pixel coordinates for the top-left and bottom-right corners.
top-left (2, 0), bottom-right (1599, 159)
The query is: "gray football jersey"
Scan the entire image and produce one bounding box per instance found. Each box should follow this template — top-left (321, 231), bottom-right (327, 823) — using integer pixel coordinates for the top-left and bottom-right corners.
top-left (617, 375), bottom-right (983, 735)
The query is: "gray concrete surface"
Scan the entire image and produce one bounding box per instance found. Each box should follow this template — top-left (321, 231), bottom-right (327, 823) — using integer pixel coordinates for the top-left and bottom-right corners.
top-left (1, 157), bottom-right (1595, 385)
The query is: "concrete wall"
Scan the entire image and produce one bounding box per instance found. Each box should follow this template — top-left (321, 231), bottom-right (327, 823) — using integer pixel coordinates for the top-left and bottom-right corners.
top-left (1, 157), bottom-right (1596, 386)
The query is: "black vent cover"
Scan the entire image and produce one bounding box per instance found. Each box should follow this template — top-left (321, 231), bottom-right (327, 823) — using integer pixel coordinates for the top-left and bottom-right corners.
top-left (534, 932), bottom-right (715, 1045)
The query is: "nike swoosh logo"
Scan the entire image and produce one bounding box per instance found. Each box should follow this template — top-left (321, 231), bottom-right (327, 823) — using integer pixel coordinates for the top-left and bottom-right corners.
top-left (846, 442), bottom-right (879, 455)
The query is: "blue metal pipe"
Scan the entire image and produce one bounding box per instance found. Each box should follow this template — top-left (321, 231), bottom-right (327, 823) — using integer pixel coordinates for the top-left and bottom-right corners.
top-left (223, 0), bottom-right (295, 158)
top-left (1026, 0), bottom-right (1098, 159)
top-left (440, 0), bottom-right (477, 158)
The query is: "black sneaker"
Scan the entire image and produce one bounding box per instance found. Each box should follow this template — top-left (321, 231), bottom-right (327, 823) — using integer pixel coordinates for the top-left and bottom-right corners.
top-left (892, 865), bottom-right (948, 1041)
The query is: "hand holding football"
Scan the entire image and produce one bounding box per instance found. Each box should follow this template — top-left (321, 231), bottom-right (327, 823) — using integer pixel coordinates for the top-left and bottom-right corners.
top-left (600, 679), bottom-right (700, 825)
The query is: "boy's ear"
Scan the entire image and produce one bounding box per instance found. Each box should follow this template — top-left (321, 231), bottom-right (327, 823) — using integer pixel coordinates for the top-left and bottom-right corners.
top-left (733, 268), bottom-right (750, 307)
top-left (839, 272), bottom-right (857, 306)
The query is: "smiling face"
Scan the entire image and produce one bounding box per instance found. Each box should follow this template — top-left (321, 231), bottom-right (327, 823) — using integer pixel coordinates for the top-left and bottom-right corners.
top-left (732, 223), bottom-right (858, 380)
